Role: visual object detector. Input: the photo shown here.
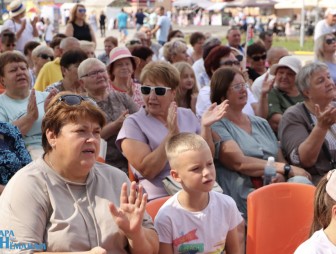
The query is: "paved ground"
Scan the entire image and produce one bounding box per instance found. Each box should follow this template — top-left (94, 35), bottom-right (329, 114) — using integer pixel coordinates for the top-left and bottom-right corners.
top-left (60, 24), bottom-right (314, 64)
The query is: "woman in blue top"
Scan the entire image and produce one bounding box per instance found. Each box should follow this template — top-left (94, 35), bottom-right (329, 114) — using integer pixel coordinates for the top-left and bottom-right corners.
top-left (210, 67), bottom-right (311, 219)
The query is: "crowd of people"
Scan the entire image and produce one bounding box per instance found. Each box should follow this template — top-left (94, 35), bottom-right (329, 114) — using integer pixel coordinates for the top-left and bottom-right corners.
top-left (1, 0), bottom-right (336, 253)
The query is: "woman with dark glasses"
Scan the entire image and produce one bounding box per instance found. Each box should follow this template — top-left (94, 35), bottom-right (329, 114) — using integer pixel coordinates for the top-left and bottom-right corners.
top-left (116, 61), bottom-right (228, 201)
top-left (0, 92), bottom-right (159, 253)
top-left (0, 51), bottom-right (55, 160)
top-left (210, 67), bottom-right (311, 220)
top-left (31, 45), bottom-right (54, 88)
top-left (314, 33), bottom-right (336, 84)
top-left (78, 58), bottom-right (138, 174)
top-left (65, 3), bottom-right (96, 45)
top-left (246, 42), bottom-right (267, 81)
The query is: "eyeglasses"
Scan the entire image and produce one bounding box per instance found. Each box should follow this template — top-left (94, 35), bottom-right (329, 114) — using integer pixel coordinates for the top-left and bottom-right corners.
top-left (80, 69), bottom-right (106, 78)
top-left (78, 8), bottom-right (86, 13)
top-left (220, 60), bottom-right (241, 67)
top-left (230, 83), bottom-right (248, 92)
top-left (140, 86), bottom-right (172, 96)
top-left (53, 94), bottom-right (96, 107)
top-left (251, 54), bottom-right (267, 62)
top-left (325, 38), bottom-right (336, 45)
top-left (38, 53), bottom-right (54, 61)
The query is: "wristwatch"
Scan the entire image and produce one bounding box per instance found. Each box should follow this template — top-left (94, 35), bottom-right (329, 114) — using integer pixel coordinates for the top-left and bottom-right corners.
top-left (284, 164), bottom-right (291, 179)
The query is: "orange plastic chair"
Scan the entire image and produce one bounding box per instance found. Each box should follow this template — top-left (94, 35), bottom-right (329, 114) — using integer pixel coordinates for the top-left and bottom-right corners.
top-left (145, 196), bottom-right (170, 221)
top-left (246, 183), bottom-right (316, 254)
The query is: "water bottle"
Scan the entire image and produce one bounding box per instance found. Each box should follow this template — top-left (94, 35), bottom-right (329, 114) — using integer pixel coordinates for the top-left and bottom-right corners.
top-left (264, 156), bottom-right (276, 185)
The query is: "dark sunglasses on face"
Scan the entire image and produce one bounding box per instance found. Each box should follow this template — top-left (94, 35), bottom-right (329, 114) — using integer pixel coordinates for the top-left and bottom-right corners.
top-left (78, 8), bottom-right (86, 13)
top-left (235, 54), bottom-right (244, 62)
top-left (251, 54), bottom-right (267, 62)
top-left (6, 43), bottom-right (16, 47)
top-left (38, 53), bottom-right (54, 61)
top-left (220, 60), bottom-right (241, 67)
top-left (326, 38), bottom-right (336, 45)
top-left (53, 94), bottom-right (97, 107)
top-left (140, 86), bottom-right (172, 96)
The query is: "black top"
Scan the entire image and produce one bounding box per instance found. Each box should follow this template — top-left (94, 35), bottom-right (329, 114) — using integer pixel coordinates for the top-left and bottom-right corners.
top-left (99, 14), bottom-right (106, 25)
top-left (72, 22), bottom-right (92, 41)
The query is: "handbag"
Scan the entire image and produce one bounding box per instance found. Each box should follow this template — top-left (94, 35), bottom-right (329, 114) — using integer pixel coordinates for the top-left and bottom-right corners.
top-left (162, 175), bottom-right (223, 196)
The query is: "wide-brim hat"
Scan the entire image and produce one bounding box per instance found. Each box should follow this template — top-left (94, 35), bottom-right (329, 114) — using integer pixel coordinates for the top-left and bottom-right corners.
top-left (8, 0), bottom-right (26, 18)
top-left (270, 56), bottom-right (302, 76)
top-left (108, 46), bottom-right (140, 70)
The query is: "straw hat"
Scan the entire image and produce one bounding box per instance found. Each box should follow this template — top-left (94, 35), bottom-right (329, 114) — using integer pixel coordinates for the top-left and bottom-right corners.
top-left (108, 46), bottom-right (140, 69)
top-left (8, 0), bottom-right (26, 18)
top-left (270, 56), bottom-right (302, 76)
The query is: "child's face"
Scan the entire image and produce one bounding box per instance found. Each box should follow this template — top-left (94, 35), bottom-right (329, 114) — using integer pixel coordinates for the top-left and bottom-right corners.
top-left (171, 146), bottom-right (216, 193)
top-left (180, 68), bottom-right (195, 91)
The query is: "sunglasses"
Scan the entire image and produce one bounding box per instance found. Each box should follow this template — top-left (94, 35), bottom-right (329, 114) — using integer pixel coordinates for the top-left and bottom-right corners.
top-left (230, 83), bottom-right (248, 92)
top-left (80, 69), bottom-right (106, 78)
top-left (235, 55), bottom-right (244, 62)
top-left (325, 38), bottom-right (336, 45)
top-left (251, 54), bottom-right (267, 62)
top-left (54, 94), bottom-right (96, 107)
top-left (220, 60), bottom-right (241, 67)
top-left (140, 86), bottom-right (171, 96)
top-left (38, 53), bottom-right (54, 61)
top-left (5, 43), bottom-right (16, 47)
top-left (78, 8), bottom-right (86, 13)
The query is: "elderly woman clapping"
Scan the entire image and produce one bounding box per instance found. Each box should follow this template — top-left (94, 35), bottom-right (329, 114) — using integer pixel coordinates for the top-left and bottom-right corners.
top-left (79, 58), bottom-right (139, 173)
top-left (0, 51), bottom-right (55, 159)
top-left (279, 62), bottom-right (336, 184)
top-left (116, 61), bottom-right (228, 201)
top-left (0, 92), bottom-right (159, 253)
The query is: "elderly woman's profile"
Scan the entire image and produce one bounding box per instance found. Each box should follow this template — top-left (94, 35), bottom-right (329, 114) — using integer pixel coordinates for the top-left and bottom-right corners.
top-left (0, 92), bottom-right (159, 253)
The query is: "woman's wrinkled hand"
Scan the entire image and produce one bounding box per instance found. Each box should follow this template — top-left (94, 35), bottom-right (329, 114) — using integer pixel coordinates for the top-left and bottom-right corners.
top-left (167, 102), bottom-right (179, 136)
top-left (109, 182), bottom-right (147, 239)
top-left (202, 100), bottom-right (229, 127)
top-left (315, 103), bottom-right (336, 130)
top-left (26, 89), bottom-right (38, 120)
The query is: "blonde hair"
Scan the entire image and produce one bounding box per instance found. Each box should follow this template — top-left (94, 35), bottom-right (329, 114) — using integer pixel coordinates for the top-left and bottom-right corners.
top-left (166, 133), bottom-right (208, 168)
top-left (78, 58), bottom-right (105, 78)
top-left (173, 62), bottom-right (198, 109)
top-left (140, 61), bottom-right (180, 90)
top-left (163, 38), bottom-right (188, 63)
top-left (314, 33), bottom-right (336, 62)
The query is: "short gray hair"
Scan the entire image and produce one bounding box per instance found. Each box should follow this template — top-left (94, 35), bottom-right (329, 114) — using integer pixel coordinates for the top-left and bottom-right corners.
top-left (296, 62), bottom-right (328, 98)
top-left (32, 45), bottom-right (54, 57)
top-left (78, 58), bottom-right (106, 79)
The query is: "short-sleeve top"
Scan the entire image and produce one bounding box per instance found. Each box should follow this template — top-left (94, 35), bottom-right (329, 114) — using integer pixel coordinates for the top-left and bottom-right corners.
top-left (116, 107), bottom-right (201, 200)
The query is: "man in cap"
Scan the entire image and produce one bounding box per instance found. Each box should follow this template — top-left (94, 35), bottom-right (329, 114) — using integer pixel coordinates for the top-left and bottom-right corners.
top-left (267, 56), bottom-right (304, 133)
top-left (314, 8), bottom-right (336, 41)
top-left (1, 0), bottom-right (38, 52)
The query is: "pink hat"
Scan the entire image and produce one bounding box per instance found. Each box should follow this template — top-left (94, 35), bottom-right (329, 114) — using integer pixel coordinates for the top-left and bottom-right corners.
top-left (108, 46), bottom-right (140, 69)
top-left (326, 169), bottom-right (336, 201)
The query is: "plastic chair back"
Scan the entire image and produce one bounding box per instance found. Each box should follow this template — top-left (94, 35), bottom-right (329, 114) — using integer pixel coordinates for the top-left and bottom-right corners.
top-left (145, 196), bottom-right (170, 221)
top-left (246, 183), bottom-right (315, 254)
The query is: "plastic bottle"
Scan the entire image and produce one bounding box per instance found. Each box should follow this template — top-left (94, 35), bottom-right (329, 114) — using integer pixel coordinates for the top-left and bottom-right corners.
top-left (264, 156), bottom-right (276, 185)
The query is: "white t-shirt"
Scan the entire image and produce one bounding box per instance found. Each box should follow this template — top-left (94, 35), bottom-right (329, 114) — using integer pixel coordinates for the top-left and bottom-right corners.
top-left (294, 229), bottom-right (336, 254)
top-left (252, 70), bottom-right (274, 101)
top-left (192, 58), bottom-right (208, 90)
top-left (196, 85), bottom-right (257, 119)
top-left (314, 19), bottom-right (336, 41)
top-left (2, 17), bottom-right (36, 52)
top-left (154, 191), bottom-right (243, 254)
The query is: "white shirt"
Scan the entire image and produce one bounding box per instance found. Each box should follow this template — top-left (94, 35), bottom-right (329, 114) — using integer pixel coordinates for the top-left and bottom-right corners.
top-left (314, 19), bottom-right (336, 41)
top-left (252, 70), bottom-right (274, 101)
top-left (192, 58), bottom-right (208, 90)
top-left (294, 229), bottom-right (336, 254)
top-left (2, 17), bottom-right (36, 52)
